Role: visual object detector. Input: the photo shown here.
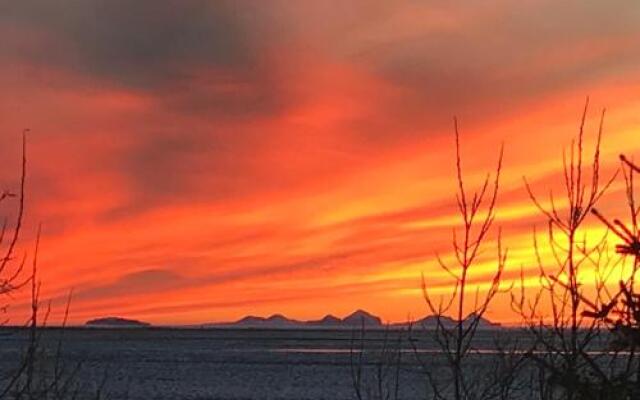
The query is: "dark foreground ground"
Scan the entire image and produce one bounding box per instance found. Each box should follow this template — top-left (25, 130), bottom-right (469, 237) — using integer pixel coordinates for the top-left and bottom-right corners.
top-left (0, 327), bottom-right (550, 399)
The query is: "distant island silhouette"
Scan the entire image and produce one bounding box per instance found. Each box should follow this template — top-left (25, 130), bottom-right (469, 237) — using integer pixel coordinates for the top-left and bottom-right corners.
top-left (86, 317), bottom-right (151, 328)
top-left (215, 309), bottom-right (382, 329)
top-left (84, 310), bottom-right (500, 329)
top-left (203, 309), bottom-right (500, 330)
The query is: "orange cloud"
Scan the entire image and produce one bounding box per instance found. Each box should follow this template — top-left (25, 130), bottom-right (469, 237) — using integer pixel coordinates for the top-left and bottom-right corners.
top-left (0, 1), bottom-right (639, 325)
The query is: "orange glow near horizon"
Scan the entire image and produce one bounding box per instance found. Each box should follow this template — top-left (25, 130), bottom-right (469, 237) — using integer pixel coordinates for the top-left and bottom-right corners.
top-left (1, 1), bottom-right (640, 326)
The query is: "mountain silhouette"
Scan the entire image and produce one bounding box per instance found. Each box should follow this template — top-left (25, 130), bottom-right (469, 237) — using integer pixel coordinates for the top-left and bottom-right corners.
top-left (399, 313), bottom-right (500, 329)
top-left (234, 314), bottom-right (300, 328)
top-left (205, 310), bottom-right (499, 330)
top-left (308, 314), bottom-right (342, 325)
top-left (210, 310), bottom-right (383, 329)
top-left (342, 309), bottom-right (382, 326)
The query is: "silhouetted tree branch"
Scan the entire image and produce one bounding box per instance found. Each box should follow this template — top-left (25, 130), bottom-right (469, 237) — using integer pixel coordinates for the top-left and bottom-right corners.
top-left (420, 118), bottom-right (511, 400)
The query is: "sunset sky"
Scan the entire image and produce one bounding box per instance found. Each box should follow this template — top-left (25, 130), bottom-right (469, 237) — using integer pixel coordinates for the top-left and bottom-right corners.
top-left (1, 1), bottom-right (639, 325)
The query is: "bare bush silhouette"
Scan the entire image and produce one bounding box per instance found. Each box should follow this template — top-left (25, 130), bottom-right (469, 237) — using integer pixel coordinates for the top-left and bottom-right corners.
top-left (0, 131), bottom-right (36, 397)
top-left (417, 119), bottom-right (514, 400)
top-left (0, 132), bottom-right (29, 321)
top-left (350, 325), bottom-right (403, 400)
top-left (347, 102), bottom-right (640, 400)
top-left (581, 154), bottom-right (640, 397)
top-left (511, 99), bottom-right (639, 400)
top-left (0, 133), bottom-right (109, 400)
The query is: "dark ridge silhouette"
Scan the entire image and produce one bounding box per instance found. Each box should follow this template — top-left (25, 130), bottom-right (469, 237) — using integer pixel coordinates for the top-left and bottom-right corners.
top-left (204, 310), bottom-right (500, 330)
top-left (209, 310), bottom-right (384, 329)
top-left (308, 314), bottom-right (342, 326)
top-left (232, 314), bottom-right (302, 328)
top-left (400, 313), bottom-right (501, 329)
top-left (342, 309), bottom-right (382, 326)
top-left (266, 314), bottom-right (292, 323)
top-left (86, 317), bottom-right (151, 328)
top-left (235, 315), bottom-right (265, 325)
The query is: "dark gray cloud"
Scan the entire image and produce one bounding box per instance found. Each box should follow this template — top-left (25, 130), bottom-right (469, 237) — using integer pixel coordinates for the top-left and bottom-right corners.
top-left (0, 0), bottom-right (256, 89)
top-left (3, 0), bottom-right (640, 223)
top-left (0, 1), bottom-right (295, 216)
top-left (344, 1), bottom-right (640, 129)
top-left (4, 0), bottom-right (639, 103)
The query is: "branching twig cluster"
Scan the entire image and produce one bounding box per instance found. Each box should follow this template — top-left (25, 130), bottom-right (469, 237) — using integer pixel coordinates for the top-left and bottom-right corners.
top-left (418, 118), bottom-right (512, 400)
top-left (510, 99), bottom-right (639, 400)
top-left (351, 325), bottom-right (403, 400)
top-left (0, 133), bottom-right (109, 400)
